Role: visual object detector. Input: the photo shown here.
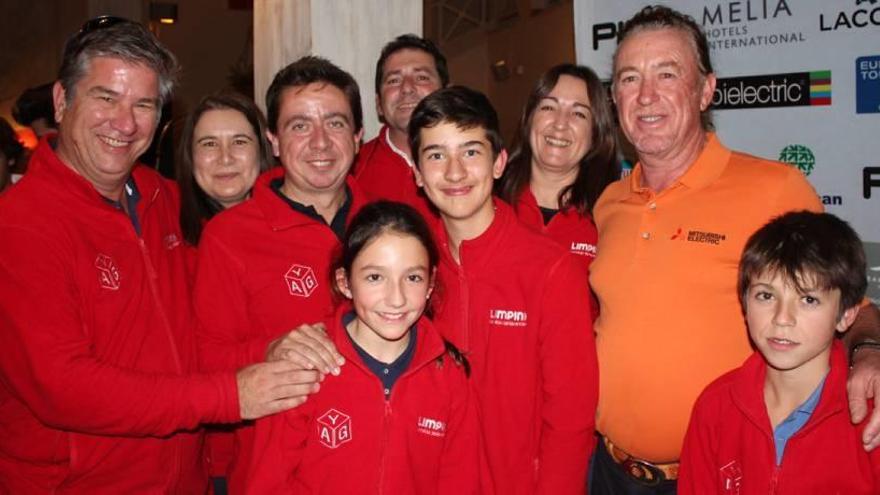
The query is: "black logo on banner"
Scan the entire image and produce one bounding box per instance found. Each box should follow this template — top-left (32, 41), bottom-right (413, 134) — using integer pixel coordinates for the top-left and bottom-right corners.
top-left (712, 71), bottom-right (831, 110)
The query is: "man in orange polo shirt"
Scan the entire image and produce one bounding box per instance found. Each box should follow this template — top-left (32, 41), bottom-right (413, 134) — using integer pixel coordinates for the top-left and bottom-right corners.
top-left (589, 5), bottom-right (880, 494)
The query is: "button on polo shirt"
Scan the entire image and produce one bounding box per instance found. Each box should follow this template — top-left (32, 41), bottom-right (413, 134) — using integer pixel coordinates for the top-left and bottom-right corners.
top-left (342, 312), bottom-right (417, 399)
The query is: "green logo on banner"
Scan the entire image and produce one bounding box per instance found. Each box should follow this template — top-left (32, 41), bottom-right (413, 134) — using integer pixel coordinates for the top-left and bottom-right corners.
top-left (779, 144), bottom-right (815, 176)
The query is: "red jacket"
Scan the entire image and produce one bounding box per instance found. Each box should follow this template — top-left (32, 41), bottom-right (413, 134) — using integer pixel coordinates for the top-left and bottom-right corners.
top-left (679, 341), bottom-right (880, 494)
top-left (0, 138), bottom-right (239, 494)
top-left (432, 199), bottom-right (598, 495)
top-left (193, 167), bottom-right (371, 491)
top-left (246, 307), bottom-right (479, 494)
top-left (511, 188), bottom-right (598, 268)
top-left (510, 188), bottom-right (599, 320)
top-left (353, 126), bottom-right (438, 223)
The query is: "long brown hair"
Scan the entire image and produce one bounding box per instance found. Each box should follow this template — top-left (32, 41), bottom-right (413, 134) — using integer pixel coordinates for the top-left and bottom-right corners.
top-left (497, 64), bottom-right (619, 215)
top-left (176, 91), bottom-right (273, 245)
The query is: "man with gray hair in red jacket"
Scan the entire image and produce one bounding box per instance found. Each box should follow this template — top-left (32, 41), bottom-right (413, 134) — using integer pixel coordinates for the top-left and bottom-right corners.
top-left (0, 16), bottom-right (318, 493)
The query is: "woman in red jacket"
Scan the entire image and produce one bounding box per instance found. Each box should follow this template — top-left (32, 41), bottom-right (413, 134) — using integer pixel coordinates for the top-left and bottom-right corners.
top-left (175, 91), bottom-right (274, 493)
top-left (247, 201), bottom-right (479, 494)
top-left (497, 64), bottom-right (619, 276)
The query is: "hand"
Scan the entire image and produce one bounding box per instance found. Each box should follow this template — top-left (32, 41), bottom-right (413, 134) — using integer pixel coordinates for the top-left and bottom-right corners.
top-left (848, 346), bottom-right (880, 451)
top-left (237, 360), bottom-right (322, 420)
top-left (266, 322), bottom-right (345, 375)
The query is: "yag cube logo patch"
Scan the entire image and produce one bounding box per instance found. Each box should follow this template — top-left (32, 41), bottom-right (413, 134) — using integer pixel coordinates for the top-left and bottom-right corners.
top-left (856, 55), bottom-right (880, 114)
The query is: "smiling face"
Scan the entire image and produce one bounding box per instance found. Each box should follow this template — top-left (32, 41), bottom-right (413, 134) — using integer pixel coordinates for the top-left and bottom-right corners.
top-left (337, 231), bottom-right (433, 362)
top-left (529, 74), bottom-right (593, 177)
top-left (377, 48), bottom-right (443, 136)
top-left (267, 82), bottom-right (363, 202)
top-left (53, 56), bottom-right (161, 197)
top-left (612, 28), bottom-right (714, 161)
top-left (414, 122), bottom-right (506, 235)
top-left (746, 271), bottom-right (857, 381)
top-left (192, 108), bottom-right (261, 209)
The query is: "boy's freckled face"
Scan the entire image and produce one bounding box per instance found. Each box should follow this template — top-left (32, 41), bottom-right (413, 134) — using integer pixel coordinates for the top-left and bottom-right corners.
top-left (746, 271), bottom-right (851, 377)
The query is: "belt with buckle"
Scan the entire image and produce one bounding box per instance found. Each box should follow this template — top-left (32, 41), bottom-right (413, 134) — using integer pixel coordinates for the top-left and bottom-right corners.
top-left (603, 436), bottom-right (679, 485)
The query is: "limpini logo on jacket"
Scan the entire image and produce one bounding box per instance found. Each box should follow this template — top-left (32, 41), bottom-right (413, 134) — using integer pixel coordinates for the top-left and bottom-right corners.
top-left (317, 408), bottom-right (352, 449)
top-left (489, 309), bottom-right (528, 327)
top-left (570, 241), bottom-right (597, 257)
top-left (95, 254), bottom-right (121, 290)
top-left (416, 416), bottom-right (447, 438)
top-left (670, 228), bottom-right (727, 246)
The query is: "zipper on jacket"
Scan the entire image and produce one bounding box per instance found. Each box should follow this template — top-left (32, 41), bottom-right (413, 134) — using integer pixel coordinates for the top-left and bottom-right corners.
top-left (137, 238), bottom-right (183, 490)
top-left (769, 465), bottom-right (780, 494)
top-left (459, 269), bottom-right (470, 353)
top-left (377, 399), bottom-right (392, 495)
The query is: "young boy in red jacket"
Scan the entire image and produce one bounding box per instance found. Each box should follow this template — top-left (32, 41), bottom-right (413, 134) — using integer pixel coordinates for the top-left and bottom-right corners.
top-left (407, 86), bottom-right (598, 494)
top-left (678, 211), bottom-right (880, 494)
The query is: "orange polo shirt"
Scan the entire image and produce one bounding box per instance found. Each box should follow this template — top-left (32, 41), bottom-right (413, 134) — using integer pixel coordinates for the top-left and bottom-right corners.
top-left (591, 133), bottom-right (822, 462)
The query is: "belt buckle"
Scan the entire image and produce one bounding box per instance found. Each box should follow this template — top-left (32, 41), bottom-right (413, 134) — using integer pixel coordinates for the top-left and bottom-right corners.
top-left (620, 458), bottom-right (666, 486)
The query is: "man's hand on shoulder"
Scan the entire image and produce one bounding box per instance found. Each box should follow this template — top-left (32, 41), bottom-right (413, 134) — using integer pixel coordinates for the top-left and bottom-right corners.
top-left (236, 360), bottom-right (322, 420)
top-left (846, 303), bottom-right (880, 451)
top-left (266, 322), bottom-right (345, 375)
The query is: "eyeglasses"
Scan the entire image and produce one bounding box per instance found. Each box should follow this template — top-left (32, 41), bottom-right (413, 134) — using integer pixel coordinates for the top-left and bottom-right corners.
top-left (77, 15), bottom-right (129, 36)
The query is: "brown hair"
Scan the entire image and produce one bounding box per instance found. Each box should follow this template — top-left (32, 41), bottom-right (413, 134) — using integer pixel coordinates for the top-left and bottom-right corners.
top-left (497, 64), bottom-right (619, 215)
top-left (176, 91), bottom-right (273, 244)
top-left (738, 211), bottom-right (867, 318)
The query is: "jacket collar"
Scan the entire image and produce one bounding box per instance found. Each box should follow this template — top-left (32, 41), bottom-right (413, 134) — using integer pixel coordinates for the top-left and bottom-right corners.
top-left (28, 136), bottom-right (162, 212)
top-left (381, 125), bottom-right (416, 170)
top-left (435, 197), bottom-right (514, 270)
top-left (514, 186), bottom-right (581, 225)
top-left (328, 304), bottom-right (448, 378)
top-left (731, 340), bottom-right (847, 434)
top-left (624, 132), bottom-right (731, 200)
top-left (252, 167), bottom-right (368, 231)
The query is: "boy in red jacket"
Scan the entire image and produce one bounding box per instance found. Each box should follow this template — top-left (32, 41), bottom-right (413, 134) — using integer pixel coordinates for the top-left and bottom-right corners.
top-left (679, 211), bottom-right (880, 494)
top-left (407, 86), bottom-right (598, 494)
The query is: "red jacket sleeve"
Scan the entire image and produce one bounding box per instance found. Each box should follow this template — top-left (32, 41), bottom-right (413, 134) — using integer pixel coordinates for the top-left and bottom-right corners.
top-left (246, 407), bottom-right (309, 493)
top-left (194, 227), bottom-right (281, 371)
top-left (536, 254), bottom-right (598, 494)
top-left (678, 391), bottom-right (719, 495)
top-left (436, 367), bottom-right (480, 494)
top-left (0, 227), bottom-right (239, 436)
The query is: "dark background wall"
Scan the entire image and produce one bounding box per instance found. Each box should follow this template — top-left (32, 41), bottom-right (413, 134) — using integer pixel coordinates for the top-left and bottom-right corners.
top-left (1, 0), bottom-right (575, 147)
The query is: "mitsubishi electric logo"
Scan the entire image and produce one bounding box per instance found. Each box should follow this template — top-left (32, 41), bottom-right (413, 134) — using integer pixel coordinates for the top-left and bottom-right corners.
top-left (778, 144), bottom-right (815, 176)
top-left (713, 71), bottom-right (831, 110)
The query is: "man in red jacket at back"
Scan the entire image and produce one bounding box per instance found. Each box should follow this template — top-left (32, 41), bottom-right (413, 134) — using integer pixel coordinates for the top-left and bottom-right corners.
top-left (352, 34), bottom-right (448, 222)
top-left (0, 16), bottom-right (319, 493)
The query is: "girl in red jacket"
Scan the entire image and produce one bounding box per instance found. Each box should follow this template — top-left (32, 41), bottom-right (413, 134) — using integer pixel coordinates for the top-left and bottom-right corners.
top-left (246, 200), bottom-right (479, 494)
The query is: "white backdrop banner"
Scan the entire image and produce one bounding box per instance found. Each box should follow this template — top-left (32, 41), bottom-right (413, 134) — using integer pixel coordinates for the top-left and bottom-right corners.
top-left (573, 0), bottom-right (880, 303)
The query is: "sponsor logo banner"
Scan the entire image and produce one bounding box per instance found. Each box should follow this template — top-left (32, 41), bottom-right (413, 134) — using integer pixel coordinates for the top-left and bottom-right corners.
top-left (713, 71), bottom-right (831, 110)
top-left (856, 55), bottom-right (880, 114)
top-left (779, 144), bottom-right (816, 176)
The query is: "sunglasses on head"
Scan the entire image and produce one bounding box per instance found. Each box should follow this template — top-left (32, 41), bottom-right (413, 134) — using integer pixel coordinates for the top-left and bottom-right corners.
top-left (77, 15), bottom-right (130, 36)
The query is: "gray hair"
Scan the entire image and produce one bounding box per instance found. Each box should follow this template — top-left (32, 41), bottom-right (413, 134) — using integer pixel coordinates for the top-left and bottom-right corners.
top-left (58, 17), bottom-right (179, 106)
